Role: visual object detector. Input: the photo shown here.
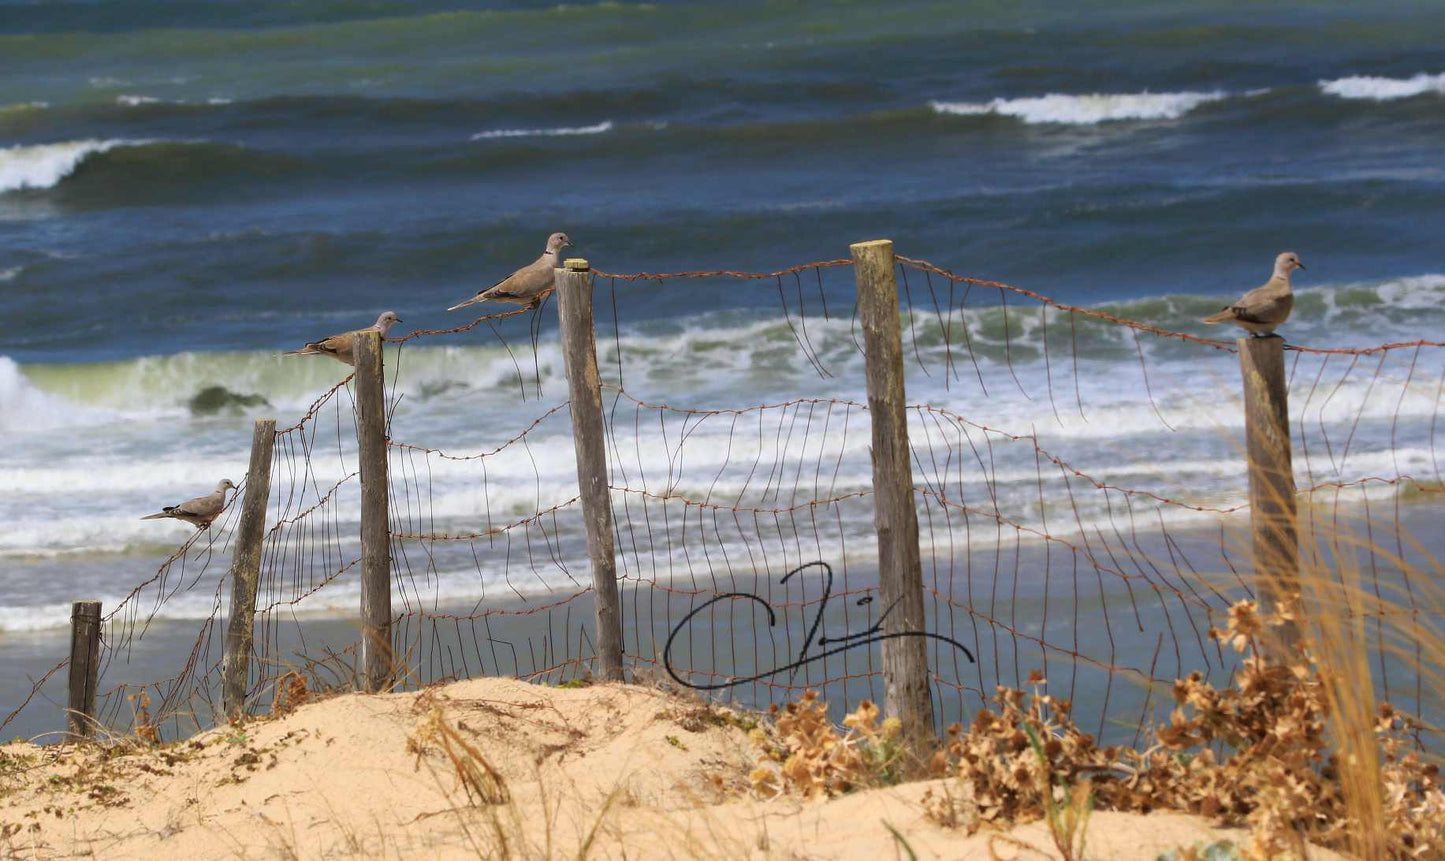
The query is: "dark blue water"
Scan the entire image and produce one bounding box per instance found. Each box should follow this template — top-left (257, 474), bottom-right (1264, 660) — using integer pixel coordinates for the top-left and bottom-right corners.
top-left (3, 0), bottom-right (1444, 362)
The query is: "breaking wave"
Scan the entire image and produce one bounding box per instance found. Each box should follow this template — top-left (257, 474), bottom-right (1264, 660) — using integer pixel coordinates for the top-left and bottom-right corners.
top-left (1319, 71), bottom-right (1445, 101)
top-left (470, 120), bottom-right (615, 140)
top-left (930, 89), bottom-right (1231, 125)
top-left (0, 139), bottom-right (145, 193)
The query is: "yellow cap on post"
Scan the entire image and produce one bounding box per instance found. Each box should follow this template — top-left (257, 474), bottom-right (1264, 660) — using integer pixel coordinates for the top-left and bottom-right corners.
top-left (564, 257), bottom-right (589, 272)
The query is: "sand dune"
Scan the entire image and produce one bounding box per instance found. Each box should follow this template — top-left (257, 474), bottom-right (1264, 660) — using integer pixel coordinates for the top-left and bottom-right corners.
top-left (0, 678), bottom-right (1341, 860)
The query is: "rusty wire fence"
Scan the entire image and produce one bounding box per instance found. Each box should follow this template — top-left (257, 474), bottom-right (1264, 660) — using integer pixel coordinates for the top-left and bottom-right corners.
top-left (4, 251), bottom-right (1442, 748)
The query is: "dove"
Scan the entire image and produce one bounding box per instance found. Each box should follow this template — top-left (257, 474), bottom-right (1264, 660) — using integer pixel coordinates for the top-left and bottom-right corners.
top-left (280, 311), bottom-right (401, 366)
top-left (447, 232), bottom-right (572, 311)
top-left (140, 479), bottom-right (236, 529)
top-left (1202, 252), bottom-right (1305, 336)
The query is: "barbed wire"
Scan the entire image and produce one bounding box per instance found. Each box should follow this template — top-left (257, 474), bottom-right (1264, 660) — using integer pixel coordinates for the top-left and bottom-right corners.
top-left (6, 251), bottom-right (1439, 752)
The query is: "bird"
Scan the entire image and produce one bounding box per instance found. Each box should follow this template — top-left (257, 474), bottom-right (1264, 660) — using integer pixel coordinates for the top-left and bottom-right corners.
top-left (280, 311), bottom-right (402, 366)
top-left (1201, 252), bottom-right (1305, 337)
top-left (447, 232), bottom-right (572, 311)
top-left (140, 479), bottom-right (236, 530)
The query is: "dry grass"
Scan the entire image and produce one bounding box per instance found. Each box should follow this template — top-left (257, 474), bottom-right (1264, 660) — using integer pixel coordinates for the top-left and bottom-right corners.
top-left (1291, 509), bottom-right (1445, 861)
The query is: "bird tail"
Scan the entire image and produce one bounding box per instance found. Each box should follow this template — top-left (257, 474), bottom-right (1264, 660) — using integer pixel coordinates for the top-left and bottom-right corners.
top-left (280, 344), bottom-right (320, 357)
top-left (447, 294), bottom-right (485, 312)
top-left (1201, 310), bottom-right (1233, 324)
top-left (140, 511), bottom-right (172, 521)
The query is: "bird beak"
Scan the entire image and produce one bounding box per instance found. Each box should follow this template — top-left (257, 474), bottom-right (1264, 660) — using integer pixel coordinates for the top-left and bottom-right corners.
top-left (1296, 262), bottom-right (1305, 270)
top-left (447, 296), bottom-right (479, 311)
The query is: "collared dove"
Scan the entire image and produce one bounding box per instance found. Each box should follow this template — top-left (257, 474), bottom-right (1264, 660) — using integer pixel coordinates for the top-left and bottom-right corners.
top-left (280, 311), bottom-right (401, 366)
top-left (140, 479), bottom-right (236, 529)
top-left (1202, 252), bottom-right (1305, 336)
top-left (447, 232), bottom-right (572, 311)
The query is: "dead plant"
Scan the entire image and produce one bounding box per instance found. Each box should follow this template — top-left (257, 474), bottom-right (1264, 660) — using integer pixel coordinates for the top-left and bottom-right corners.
top-left (408, 705), bottom-right (509, 806)
top-left (747, 692), bottom-right (908, 798)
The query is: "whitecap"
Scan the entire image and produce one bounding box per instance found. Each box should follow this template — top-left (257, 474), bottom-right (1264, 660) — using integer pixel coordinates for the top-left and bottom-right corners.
top-left (0, 139), bottom-right (142, 193)
top-left (470, 120), bottom-right (614, 140)
top-left (930, 89), bottom-right (1229, 125)
top-left (0, 356), bottom-right (114, 432)
top-left (1319, 71), bottom-right (1445, 101)
top-left (117, 94), bottom-right (162, 106)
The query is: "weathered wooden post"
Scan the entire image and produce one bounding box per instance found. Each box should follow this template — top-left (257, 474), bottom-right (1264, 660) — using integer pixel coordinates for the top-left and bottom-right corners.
top-left (67, 600), bottom-right (102, 739)
top-left (223, 419), bottom-right (275, 718)
top-left (851, 239), bottom-right (935, 740)
top-left (355, 330), bottom-right (394, 691)
top-left (554, 258), bottom-right (624, 681)
top-left (1239, 334), bottom-right (1300, 649)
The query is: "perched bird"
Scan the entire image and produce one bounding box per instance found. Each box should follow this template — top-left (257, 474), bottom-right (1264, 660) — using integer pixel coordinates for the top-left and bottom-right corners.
top-left (140, 479), bottom-right (236, 530)
top-left (281, 311), bottom-right (402, 366)
top-left (1201, 252), bottom-right (1305, 336)
top-left (447, 232), bottom-right (572, 311)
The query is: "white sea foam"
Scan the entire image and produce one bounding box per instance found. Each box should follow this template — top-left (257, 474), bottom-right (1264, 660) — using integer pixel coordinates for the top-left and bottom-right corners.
top-left (117, 94), bottom-right (162, 106)
top-left (0, 592), bottom-right (224, 633)
top-left (0, 266), bottom-right (20, 282)
top-left (0, 356), bottom-right (115, 431)
top-left (0, 138), bottom-right (142, 193)
top-left (4, 272), bottom-right (1440, 433)
top-left (1319, 71), bottom-right (1445, 101)
top-left (930, 90), bottom-right (1229, 125)
top-left (470, 120), bottom-right (614, 140)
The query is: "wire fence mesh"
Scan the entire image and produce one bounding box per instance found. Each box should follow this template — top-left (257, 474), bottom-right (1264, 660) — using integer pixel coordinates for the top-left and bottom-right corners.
top-left (5, 252), bottom-right (1441, 752)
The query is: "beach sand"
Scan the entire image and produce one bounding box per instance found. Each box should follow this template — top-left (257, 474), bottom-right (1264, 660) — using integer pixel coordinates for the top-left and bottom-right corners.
top-left (0, 676), bottom-right (1346, 860)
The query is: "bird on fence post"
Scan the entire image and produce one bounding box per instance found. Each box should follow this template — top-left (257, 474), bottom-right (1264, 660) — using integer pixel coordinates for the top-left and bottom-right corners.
top-left (280, 311), bottom-right (402, 366)
top-left (446, 232), bottom-right (573, 312)
top-left (1201, 252), bottom-right (1304, 336)
top-left (140, 479), bottom-right (236, 529)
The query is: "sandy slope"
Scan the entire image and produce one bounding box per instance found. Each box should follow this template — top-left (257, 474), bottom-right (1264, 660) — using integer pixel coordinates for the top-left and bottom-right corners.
top-left (0, 678), bottom-right (1339, 860)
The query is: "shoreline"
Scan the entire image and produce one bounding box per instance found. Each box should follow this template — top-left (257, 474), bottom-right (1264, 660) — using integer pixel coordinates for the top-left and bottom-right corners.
top-left (6, 498), bottom-right (1441, 745)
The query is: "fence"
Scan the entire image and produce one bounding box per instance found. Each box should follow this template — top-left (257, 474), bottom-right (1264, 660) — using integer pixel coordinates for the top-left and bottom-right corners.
top-left (4, 239), bottom-right (1442, 753)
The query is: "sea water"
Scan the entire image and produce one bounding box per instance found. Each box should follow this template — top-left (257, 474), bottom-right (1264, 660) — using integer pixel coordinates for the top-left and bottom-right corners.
top-left (3, 0), bottom-right (1444, 738)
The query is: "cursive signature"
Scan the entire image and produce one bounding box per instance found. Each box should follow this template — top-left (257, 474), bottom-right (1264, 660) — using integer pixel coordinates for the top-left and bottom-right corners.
top-left (663, 561), bottom-right (976, 691)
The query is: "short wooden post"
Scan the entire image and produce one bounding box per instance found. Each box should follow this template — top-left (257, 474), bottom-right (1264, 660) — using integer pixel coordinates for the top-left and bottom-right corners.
top-left (554, 258), bottom-right (624, 681)
top-left (851, 239), bottom-right (935, 740)
top-left (223, 419), bottom-right (275, 718)
top-left (355, 330), bottom-right (394, 691)
top-left (67, 600), bottom-right (102, 739)
top-left (1239, 335), bottom-right (1300, 649)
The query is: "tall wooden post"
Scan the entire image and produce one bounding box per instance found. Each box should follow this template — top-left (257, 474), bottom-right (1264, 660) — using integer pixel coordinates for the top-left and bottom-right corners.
top-left (223, 419), bottom-right (275, 718)
top-left (67, 600), bottom-right (101, 739)
top-left (851, 239), bottom-right (934, 740)
top-left (355, 330), bottom-right (393, 691)
top-left (1239, 335), bottom-right (1300, 649)
top-left (554, 258), bottom-right (624, 681)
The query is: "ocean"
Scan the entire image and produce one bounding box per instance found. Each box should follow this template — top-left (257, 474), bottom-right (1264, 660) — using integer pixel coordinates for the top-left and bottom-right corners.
top-left (3, 0), bottom-right (1444, 740)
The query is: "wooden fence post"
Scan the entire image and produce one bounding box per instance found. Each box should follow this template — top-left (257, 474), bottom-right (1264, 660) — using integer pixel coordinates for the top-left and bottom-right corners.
top-left (554, 258), bottom-right (624, 681)
top-left (67, 600), bottom-right (101, 739)
top-left (1239, 334), bottom-right (1301, 649)
top-left (851, 239), bottom-right (935, 740)
top-left (355, 330), bottom-right (394, 691)
top-left (223, 419), bottom-right (275, 718)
